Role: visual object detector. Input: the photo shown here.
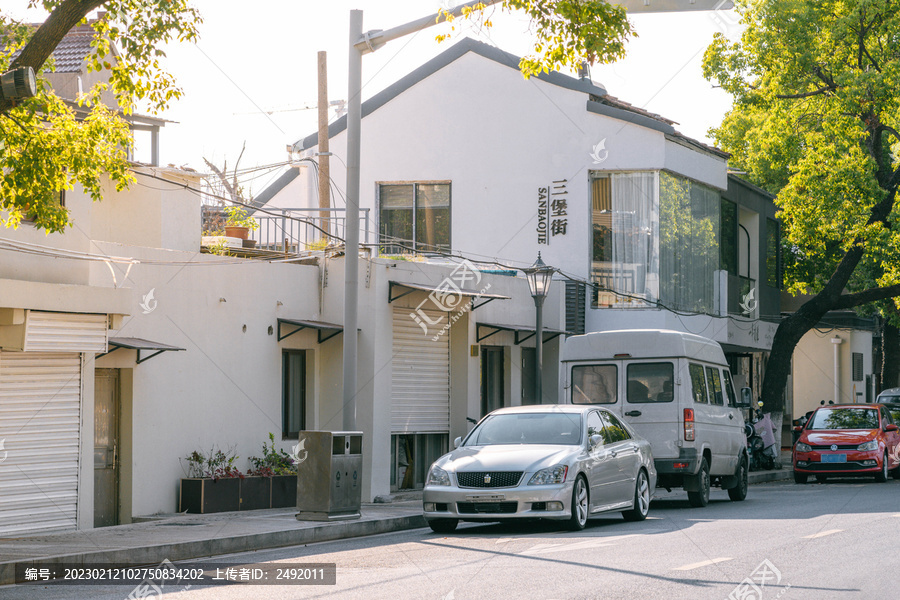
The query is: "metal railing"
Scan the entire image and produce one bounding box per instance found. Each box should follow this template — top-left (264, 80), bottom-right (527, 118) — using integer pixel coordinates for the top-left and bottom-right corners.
top-left (249, 208), bottom-right (371, 252)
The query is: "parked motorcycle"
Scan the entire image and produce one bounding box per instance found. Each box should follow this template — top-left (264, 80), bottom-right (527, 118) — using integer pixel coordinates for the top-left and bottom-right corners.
top-left (746, 400), bottom-right (777, 471)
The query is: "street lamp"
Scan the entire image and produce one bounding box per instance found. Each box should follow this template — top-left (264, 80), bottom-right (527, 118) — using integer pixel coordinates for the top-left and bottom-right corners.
top-left (523, 253), bottom-right (554, 404)
top-left (0, 66), bottom-right (36, 100)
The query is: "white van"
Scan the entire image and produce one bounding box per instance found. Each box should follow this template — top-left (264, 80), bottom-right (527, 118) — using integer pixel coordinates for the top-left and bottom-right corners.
top-left (560, 329), bottom-right (751, 507)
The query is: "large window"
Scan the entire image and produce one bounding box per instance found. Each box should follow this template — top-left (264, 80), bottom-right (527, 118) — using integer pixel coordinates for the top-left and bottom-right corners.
top-left (659, 172), bottom-right (721, 313)
top-left (626, 362), bottom-right (675, 404)
top-left (282, 350), bottom-right (306, 439)
top-left (591, 172), bottom-right (658, 307)
top-left (572, 364), bottom-right (617, 404)
top-left (591, 171), bottom-right (721, 312)
top-left (379, 182), bottom-right (450, 254)
top-left (720, 198), bottom-right (738, 275)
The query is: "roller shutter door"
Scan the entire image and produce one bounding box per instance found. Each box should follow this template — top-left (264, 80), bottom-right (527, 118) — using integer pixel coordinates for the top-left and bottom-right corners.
top-left (391, 307), bottom-right (450, 433)
top-left (0, 352), bottom-right (82, 536)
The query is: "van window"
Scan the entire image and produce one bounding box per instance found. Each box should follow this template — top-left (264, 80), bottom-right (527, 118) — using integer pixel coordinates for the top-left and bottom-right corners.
top-left (572, 365), bottom-right (617, 405)
top-left (706, 366), bottom-right (724, 405)
top-left (626, 362), bottom-right (674, 403)
top-left (689, 363), bottom-right (708, 403)
top-left (722, 369), bottom-right (737, 407)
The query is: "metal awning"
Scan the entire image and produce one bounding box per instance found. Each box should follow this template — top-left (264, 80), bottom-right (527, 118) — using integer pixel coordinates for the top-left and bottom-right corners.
top-left (476, 323), bottom-right (571, 345)
top-left (277, 318), bottom-right (344, 343)
top-left (388, 281), bottom-right (511, 310)
top-left (99, 336), bottom-right (186, 364)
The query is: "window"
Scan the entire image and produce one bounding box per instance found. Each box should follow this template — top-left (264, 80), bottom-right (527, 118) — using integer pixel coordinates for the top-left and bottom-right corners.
top-left (627, 362), bottom-right (675, 403)
top-left (722, 369), bottom-right (737, 407)
top-left (23, 190), bottom-right (65, 224)
top-left (572, 364), bottom-right (617, 404)
top-left (591, 172), bottom-right (658, 308)
top-left (379, 182), bottom-right (450, 254)
top-left (766, 218), bottom-right (781, 288)
top-left (720, 199), bottom-right (737, 275)
top-left (659, 172), bottom-right (721, 313)
top-left (706, 366), bottom-right (724, 406)
top-left (282, 350), bottom-right (306, 439)
top-left (852, 353), bottom-right (863, 382)
top-left (689, 363), bottom-right (708, 403)
top-left (601, 411), bottom-right (632, 443)
top-left (587, 411), bottom-right (604, 441)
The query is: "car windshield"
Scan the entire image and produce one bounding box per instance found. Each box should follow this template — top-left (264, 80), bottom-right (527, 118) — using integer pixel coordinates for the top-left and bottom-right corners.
top-left (808, 408), bottom-right (879, 430)
top-left (467, 413), bottom-right (583, 446)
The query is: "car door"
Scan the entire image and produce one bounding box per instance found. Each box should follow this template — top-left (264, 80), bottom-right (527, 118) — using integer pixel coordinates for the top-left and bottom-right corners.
top-left (619, 360), bottom-right (678, 462)
top-left (881, 407), bottom-right (900, 469)
top-left (584, 410), bottom-right (619, 510)
top-left (600, 410), bottom-right (641, 504)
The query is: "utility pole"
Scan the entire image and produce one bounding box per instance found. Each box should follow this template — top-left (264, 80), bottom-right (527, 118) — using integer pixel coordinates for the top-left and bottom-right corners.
top-left (317, 51), bottom-right (330, 238)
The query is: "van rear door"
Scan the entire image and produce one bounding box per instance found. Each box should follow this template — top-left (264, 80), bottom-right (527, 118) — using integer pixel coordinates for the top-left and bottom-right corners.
top-left (620, 360), bottom-right (680, 461)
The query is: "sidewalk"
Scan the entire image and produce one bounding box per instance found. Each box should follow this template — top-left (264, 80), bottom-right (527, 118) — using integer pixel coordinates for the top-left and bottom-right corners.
top-left (0, 469), bottom-right (791, 587)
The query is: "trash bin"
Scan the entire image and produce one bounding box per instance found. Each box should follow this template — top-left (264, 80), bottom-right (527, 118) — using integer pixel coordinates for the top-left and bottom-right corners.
top-left (296, 431), bottom-right (363, 521)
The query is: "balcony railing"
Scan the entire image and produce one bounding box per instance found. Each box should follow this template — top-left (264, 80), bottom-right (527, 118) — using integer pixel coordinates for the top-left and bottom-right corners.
top-left (249, 208), bottom-right (371, 252)
top-left (727, 274), bottom-right (756, 315)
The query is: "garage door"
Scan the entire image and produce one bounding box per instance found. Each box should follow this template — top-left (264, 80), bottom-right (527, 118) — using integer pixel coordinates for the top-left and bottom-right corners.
top-left (0, 352), bottom-right (82, 536)
top-left (391, 308), bottom-right (450, 433)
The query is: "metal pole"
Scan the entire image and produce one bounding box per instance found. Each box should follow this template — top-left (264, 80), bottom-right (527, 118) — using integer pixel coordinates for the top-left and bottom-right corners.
top-left (317, 51), bottom-right (330, 238)
top-left (343, 10), bottom-right (363, 430)
top-left (535, 295), bottom-right (545, 404)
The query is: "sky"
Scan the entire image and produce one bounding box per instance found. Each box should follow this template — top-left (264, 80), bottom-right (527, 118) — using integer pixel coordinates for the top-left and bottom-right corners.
top-left (5, 1), bottom-right (743, 197)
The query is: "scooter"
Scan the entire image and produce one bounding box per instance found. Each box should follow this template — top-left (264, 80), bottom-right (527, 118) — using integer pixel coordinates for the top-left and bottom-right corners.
top-left (746, 401), bottom-right (777, 471)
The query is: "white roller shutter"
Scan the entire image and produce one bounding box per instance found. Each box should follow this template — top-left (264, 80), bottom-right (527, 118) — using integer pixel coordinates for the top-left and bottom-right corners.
top-left (391, 307), bottom-right (450, 433)
top-left (24, 311), bottom-right (108, 353)
top-left (0, 352), bottom-right (82, 536)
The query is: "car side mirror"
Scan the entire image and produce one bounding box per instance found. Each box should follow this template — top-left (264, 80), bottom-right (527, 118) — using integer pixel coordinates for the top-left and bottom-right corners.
top-left (735, 387), bottom-right (752, 408)
top-left (589, 434), bottom-right (603, 448)
top-left (792, 425), bottom-right (803, 432)
top-left (885, 424), bottom-right (898, 432)
top-left (454, 436), bottom-right (462, 448)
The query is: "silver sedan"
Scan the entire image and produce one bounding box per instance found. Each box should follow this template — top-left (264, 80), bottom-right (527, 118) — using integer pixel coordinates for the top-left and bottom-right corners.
top-left (423, 405), bottom-right (657, 533)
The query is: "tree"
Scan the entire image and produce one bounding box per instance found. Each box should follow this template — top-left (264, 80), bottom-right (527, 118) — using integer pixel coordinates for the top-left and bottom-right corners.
top-left (0, 0), bottom-right (201, 232)
top-left (703, 0), bottom-right (900, 410)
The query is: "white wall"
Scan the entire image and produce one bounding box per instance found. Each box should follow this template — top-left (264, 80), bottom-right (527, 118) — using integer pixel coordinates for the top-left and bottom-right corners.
top-left (792, 328), bottom-right (874, 417)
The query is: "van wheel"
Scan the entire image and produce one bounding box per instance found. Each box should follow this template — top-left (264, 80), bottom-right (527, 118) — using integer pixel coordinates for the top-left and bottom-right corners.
top-left (687, 458), bottom-right (710, 508)
top-left (727, 455), bottom-right (748, 502)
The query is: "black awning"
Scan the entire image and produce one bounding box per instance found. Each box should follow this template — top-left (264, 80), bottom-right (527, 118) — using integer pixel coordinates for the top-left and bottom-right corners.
top-left (388, 280), bottom-right (510, 310)
top-left (102, 336), bottom-right (186, 364)
top-left (277, 318), bottom-right (344, 343)
top-left (476, 323), bottom-right (571, 345)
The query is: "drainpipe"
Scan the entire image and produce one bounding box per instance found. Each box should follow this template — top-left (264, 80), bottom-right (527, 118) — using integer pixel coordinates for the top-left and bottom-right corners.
top-left (831, 336), bottom-right (843, 404)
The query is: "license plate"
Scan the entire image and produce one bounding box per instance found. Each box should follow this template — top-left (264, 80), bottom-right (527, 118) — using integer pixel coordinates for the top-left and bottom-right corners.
top-left (466, 495), bottom-right (505, 501)
top-left (822, 454), bottom-right (847, 463)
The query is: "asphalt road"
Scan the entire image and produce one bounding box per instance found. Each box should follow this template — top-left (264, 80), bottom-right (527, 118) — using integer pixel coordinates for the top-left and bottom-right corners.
top-left (4, 479), bottom-right (899, 600)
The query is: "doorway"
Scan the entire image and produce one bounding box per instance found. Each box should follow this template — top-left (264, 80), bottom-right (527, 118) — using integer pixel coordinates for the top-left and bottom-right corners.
top-left (481, 346), bottom-right (504, 417)
top-left (94, 369), bottom-right (119, 527)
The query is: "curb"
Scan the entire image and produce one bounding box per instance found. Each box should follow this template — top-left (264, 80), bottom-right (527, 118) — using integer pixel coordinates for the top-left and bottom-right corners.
top-left (0, 514), bottom-right (427, 586)
top-left (748, 469), bottom-right (792, 484)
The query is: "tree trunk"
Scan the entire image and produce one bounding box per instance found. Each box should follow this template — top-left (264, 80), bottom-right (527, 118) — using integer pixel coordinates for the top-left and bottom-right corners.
top-left (882, 312), bottom-right (900, 391)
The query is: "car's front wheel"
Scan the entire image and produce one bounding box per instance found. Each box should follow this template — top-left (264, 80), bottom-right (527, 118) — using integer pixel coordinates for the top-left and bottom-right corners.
top-left (567, 475), bottom-right (589, 531)
top-left (622, 469), bottom-right (650, 522)
top-left (793, 471), bottom-right (808, 484)
top-left (427, 519), bottom-right (458, 534)
top-left (875, 452), bottom-right (889, 483)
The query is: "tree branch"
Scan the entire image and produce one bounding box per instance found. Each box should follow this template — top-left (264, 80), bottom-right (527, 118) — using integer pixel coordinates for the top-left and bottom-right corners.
top-left (775, 85), bottom-right (834, 99)
top-left (832, 284), bottom-right (900, 310)
top-left (1, 0), bottom-right (105, 114)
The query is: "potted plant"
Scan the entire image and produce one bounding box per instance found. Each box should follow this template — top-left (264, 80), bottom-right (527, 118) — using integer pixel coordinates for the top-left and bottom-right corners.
top-left (248, 433), bottom-right (298, 508)
top-left (223, 205), bottom-right (259, 243)
top-left (179, 446), bottom-right (244, 514)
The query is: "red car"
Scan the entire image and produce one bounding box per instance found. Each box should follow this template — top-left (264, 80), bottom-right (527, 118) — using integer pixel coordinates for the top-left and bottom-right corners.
top-left (793, 404), bottom-right (900, 483)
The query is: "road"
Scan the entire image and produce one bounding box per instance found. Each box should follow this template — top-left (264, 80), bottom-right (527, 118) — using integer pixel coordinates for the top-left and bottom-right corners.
top-left (4, 479), bottom-right (899, 600)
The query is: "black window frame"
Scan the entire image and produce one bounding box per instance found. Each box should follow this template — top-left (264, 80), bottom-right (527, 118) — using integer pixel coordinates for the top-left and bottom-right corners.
top-left (378, 181), bottom-right (451, 254)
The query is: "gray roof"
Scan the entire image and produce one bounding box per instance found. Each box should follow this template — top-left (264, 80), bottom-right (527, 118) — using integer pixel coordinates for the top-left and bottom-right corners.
top-left (49, 30), bottom-right (95, 73)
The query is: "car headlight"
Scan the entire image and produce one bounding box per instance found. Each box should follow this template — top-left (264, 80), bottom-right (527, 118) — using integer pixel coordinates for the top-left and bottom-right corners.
top-left (426, 465), bottom-right (451, 486)
top-left (795, 442), bottom-right (812, 453)
top-left (528, 465), bottom-right (568, 485)
top-left (858, 440), bottom-right (879, 452)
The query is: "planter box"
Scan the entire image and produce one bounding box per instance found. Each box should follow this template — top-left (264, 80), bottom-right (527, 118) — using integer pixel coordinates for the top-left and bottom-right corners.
top-left (239, 477), bottom-right (271, 511)
top-left (224, 226), bottom-right (249, 240)
top-left (179, 478), bottom-right (240, 514)
top-left (271, 475), bottom-right (298, 508)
